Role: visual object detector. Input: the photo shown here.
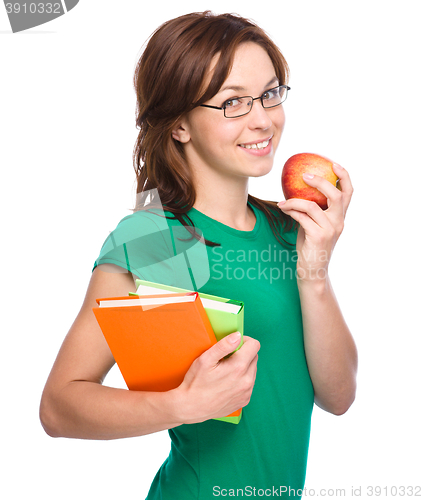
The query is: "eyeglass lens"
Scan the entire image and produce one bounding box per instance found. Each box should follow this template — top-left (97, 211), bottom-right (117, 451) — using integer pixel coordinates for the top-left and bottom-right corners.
top-left (224, 85), bottom-right (288, 118)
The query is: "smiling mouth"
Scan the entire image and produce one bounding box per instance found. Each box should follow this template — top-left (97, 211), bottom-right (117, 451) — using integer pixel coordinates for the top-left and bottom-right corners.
top-left (239, 139), bottom-right (271, 150)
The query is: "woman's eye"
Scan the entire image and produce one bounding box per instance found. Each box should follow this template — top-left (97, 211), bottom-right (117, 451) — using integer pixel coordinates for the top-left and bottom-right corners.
top-left (263, 89), bottom-right (277, 101)
top-left (224, 98), bottom-right (242, 108)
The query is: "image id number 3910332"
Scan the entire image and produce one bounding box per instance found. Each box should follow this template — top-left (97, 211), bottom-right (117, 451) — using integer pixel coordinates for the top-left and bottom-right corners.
top-left (5, 3), bottom-right (62, 14)
top-left (364, 486), bottom-right (421, 496)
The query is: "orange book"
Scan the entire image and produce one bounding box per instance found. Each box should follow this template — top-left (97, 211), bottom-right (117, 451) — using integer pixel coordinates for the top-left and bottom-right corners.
top-left (93, 292), bottom-right (241, 421)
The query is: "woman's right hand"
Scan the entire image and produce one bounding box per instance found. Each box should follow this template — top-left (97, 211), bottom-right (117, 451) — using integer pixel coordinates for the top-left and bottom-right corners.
top-left (174, 333), bottom-right (260, 424)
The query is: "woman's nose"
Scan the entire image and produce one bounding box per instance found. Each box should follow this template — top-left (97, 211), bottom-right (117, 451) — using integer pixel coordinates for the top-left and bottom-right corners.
top-left (247, 99), bottom-right (272, 129)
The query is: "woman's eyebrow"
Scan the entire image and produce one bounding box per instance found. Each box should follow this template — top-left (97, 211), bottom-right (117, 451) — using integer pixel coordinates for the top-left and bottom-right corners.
top-left (218, 76), bottom-right (279, 94)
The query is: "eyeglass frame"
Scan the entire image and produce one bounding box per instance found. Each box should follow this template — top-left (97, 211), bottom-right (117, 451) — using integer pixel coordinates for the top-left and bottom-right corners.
top-left (199, 84), bottom-right (290, 118)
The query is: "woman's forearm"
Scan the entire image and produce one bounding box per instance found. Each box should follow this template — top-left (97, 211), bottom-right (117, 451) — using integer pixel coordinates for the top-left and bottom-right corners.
top-left (298, 276), bottom-right (358, 415)
top-left (40, 381), bottom-right (184, 440)
top-left (40, 332), bottom-right (259, 439)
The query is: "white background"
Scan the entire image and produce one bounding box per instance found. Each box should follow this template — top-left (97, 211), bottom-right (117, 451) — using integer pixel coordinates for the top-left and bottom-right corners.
top-left (1, 1), bottom-right (422, 498)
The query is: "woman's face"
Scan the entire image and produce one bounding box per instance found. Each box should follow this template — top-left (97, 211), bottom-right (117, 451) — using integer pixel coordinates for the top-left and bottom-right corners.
top-left (175, 42), bottom-right (286, 182)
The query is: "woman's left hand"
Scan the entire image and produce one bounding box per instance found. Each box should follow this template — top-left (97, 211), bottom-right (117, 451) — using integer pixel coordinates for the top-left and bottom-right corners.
top-left (278, 163), bottom-right (353, 281)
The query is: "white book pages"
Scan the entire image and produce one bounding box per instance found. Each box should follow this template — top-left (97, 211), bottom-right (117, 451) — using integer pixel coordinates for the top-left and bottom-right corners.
top-left (99, 295), bottom-right (196, 308)
top-left (136, 285), bottom-right (241, 314)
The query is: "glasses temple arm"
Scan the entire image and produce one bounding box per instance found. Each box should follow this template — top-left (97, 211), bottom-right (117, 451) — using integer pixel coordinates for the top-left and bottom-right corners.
top-left (199, 104), bottom-right (224, 110)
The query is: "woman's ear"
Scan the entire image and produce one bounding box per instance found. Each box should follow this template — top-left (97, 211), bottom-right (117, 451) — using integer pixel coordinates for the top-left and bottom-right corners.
top-left (171, 118), bottom-right (191, 143)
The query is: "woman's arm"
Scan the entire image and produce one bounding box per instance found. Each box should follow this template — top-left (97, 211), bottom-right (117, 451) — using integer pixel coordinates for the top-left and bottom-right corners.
top-left (297, 277), bottom-right (357, 415)
top-left (39, 266), bottom-right (184, 439)
top-left (40, 266), bottom-right (260, 439)
top-left (278, 163), bottom-right (357, 415)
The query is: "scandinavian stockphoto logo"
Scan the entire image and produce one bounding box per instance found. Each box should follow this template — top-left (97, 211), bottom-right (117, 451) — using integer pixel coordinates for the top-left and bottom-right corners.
top-left (98, 189), bottom-right (211, 292)
top-left (3, 0), bottom-right (79, 33)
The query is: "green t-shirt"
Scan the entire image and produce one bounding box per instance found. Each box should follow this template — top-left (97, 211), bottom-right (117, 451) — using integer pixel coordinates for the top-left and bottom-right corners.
top-left (93, 203), bottom-right (314, 499)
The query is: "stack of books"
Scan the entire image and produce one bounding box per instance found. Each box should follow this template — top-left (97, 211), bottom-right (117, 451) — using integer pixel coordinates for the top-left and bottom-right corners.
top-left (93, 280), bottom-right (244, 424)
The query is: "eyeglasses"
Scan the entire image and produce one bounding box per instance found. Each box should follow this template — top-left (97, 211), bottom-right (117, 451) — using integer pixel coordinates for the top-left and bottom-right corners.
top-left (199, 85), bottom-right (290, 118)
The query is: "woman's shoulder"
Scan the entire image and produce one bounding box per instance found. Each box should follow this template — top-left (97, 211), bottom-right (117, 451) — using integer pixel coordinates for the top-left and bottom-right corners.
top-left (93, 210), bottom-right (170, 270)
top-left (93, 208), bottom-right (198, 283)
top-left (109, 210), bottom-right (178, 240)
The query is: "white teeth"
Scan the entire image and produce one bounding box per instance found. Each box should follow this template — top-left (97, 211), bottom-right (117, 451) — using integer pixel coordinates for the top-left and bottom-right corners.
top-left (240, 140), bottom-right (270, 150)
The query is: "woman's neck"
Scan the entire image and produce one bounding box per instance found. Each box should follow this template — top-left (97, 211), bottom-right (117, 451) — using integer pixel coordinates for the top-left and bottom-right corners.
top-left (192, 172), bottom-right (255, 231)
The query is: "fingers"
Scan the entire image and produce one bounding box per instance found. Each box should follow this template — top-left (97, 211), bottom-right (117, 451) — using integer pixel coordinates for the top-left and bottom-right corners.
top-left (179, 335), bottom-right (260, 423)
top-left (301, 172), bottom-right (344, 217)
top-left (225, 337), bottom-right (260, 391)
top-left (203, 332), bottom-right (242, 366)
top-left (230, 335), bottom-right (261, 365)
top-left (332, 163), bottom-right (353, 214)
top-left (194, 334), bottom-right (259, 375)
top-left (279, 197), bottom-right (343, 246)
top-left (209, 335), bottom-right (260, 379)
top-left (282, 164), bottom-right (353, 217)
top-left (217, 336), bottom-right (260, 410)
top-left (278, 164), bottom-right (353, 239)
top-left (279, 196), bottom-right (333, 230)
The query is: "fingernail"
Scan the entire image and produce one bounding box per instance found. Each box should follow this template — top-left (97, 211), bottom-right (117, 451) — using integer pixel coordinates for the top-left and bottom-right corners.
top-left (303, 173), bottom-right (314, 180)
top-left (228, 332), bottom-right (241, 344)
top-left (278, 200), bottom-right (286, 207)
top-left (333, 163), bottom-right (343, 170)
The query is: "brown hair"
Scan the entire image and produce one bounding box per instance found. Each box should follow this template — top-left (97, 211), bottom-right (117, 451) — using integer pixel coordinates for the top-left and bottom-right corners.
top-left (133, 11), bottom-right (296, 245)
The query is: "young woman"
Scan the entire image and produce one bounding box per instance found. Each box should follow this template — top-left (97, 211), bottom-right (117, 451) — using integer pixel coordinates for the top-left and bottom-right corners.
top-left (40, 11), bottom-right (357, 499)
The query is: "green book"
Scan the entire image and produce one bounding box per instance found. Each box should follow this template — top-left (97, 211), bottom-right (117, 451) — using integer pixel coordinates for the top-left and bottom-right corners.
top-left (131, 279), bottom-right (245, 424)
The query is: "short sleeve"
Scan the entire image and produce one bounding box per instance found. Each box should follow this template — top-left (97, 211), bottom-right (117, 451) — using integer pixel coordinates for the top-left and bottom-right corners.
top-left (92, 210), bottom-right (211, 290)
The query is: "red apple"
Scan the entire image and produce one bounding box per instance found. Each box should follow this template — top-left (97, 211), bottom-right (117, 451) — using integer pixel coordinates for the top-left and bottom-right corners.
top-left (281, 153), bottom-right (339, 210)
